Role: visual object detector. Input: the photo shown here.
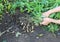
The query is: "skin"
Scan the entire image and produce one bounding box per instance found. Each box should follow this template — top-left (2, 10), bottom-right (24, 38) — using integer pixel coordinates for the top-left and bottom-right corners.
top-left (40, 6), bottom-right (60, 25)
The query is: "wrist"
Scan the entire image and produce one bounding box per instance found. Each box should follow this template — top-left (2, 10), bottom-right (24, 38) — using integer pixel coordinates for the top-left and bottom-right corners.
top-left (42, 11), bottom-right (52, 17)
top-left (47, 10), bottom-right (53, 15)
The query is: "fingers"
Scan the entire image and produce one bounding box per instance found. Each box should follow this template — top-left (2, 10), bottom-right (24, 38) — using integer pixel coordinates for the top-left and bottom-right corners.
top-left (40, 21), bottom-right (49, 25)
top-left (40, 18), bottom-right (52, 25)
top-left (42, 13), bottom-right (47, 17)
top-left (42, 12), bottom-right (49, 17)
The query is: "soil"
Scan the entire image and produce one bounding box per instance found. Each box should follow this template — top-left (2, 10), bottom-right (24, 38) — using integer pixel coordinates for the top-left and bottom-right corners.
top-left (0, 9), bottom-right (60, 42)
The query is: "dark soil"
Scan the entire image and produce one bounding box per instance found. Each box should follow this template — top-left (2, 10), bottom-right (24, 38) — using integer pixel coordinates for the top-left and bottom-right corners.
top-left (0, 9), bottom-right (60, 42)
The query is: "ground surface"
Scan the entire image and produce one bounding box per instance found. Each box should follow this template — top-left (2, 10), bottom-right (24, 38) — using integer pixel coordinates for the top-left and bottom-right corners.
top-left (0, 10), bottom-right (60, 42)
top-left (0, 27), bottom-right (60, 42)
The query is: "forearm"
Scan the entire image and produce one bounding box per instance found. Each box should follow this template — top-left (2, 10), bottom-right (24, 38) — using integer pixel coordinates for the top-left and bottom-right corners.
top-left (50, 19), bottom-right (60, 24)
top-left (46, 6), bottom-right (60, 15)
top-left (42, 6), bottom-right (60, 17)
top-left (40, 17), bottom-right (60, 25)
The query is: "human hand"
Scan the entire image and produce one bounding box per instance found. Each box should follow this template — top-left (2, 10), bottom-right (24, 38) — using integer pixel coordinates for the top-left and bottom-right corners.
top-left (40, 12), bottom-right (52, 25)
top-left (40, 18), bottom-right (52, 25)
top-left (40, 11), bottom-right (52, 25)
top-left (42, 12), bottom-right (50, 17)
top-left (41, 6), bottom-right (60, 25)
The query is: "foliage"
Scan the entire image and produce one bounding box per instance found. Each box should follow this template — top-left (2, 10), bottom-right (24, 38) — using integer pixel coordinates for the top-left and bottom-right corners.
top-left (0, 3), bottom-right (4, 20)
top-left (0, 3), bottom-right (4, 14)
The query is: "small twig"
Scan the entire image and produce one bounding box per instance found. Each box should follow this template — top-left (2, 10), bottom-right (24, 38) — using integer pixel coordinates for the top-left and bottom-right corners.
top-left (31, 26), bottom-right (34, 33)
top-left (26, 23), bottom-right (29, 32)
top-left (23, 25), bottom-right (25, 30)
top-left (21, 22), bottom-right (24, 25)
top-left (0, 26), bottom-right (13, 36)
